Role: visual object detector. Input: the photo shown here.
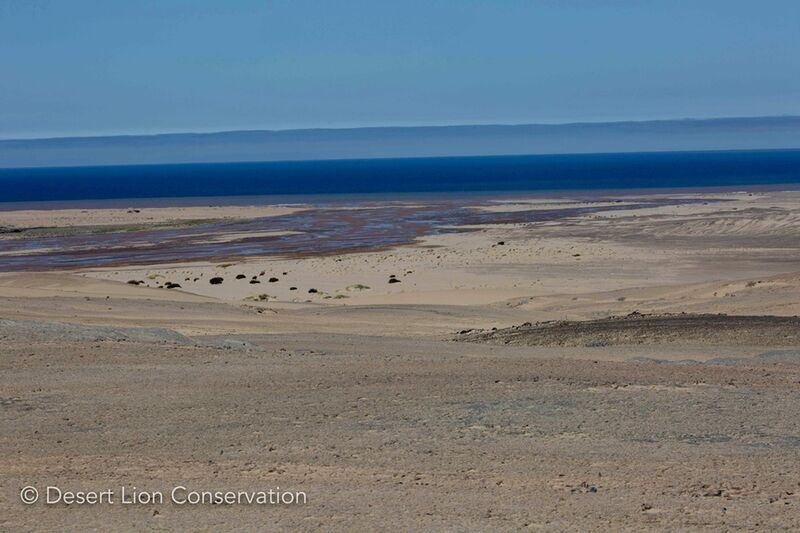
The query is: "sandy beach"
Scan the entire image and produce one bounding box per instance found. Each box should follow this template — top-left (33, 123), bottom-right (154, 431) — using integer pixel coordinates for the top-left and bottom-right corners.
top-left (3, 189), bottom-right (800, 530)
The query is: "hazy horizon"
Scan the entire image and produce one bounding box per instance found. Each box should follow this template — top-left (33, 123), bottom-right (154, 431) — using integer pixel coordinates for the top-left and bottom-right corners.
top-left (2, 115), bottom-right (800, 169)
top-left (3, 114), bottom-right (800, 143)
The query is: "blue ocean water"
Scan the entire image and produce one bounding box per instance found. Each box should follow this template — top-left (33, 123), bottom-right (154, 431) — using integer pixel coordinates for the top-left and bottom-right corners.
top-left (1, 149), bottom-right (799, 203)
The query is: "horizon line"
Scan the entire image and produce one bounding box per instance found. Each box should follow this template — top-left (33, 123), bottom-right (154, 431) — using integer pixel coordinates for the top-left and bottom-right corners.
top-left (4, 146), bottom-right (800, 173)
top-left (3, 114), bottom-right (800, 143)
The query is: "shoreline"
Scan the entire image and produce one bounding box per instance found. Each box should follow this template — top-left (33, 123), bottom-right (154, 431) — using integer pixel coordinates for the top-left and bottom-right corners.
top-left (2, 181), bottom-right (800, 212)
top-left (0, 193), bottom-right (727, 272)
top-left (3, 189), bottom-right (799, 311)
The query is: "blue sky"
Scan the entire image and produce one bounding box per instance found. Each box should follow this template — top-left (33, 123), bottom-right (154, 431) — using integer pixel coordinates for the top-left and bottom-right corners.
top-left (1, 0), bottom-right (799, 139)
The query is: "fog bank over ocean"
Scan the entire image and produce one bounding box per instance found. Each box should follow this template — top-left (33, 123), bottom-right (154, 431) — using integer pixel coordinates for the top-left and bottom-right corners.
top-left (2, 116), bottom-right (800, 169)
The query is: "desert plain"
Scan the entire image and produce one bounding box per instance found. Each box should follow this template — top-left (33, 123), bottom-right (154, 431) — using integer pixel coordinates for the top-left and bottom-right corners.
top-left (2, 190), bottom-right (800, 531)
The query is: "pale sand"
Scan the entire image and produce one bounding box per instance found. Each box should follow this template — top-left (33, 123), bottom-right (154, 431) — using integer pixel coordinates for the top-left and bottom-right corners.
top-left (472, 200), bottom-right (638, 212)
top-left (68, 190), bottom-right (800, 312)
top-left (2, 190), bottom-right (800, 334)
top-left (3, 190), bottom-right (800, 530)
top-left (0, 204), bottom-right (306, 229)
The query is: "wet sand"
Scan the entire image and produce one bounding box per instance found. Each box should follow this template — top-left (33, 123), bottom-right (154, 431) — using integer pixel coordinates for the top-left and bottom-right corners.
top-left (0, 196), bottom-right (707, 271)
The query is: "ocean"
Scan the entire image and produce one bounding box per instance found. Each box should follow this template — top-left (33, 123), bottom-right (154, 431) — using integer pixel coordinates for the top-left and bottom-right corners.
top-left (1, 149), bottom-right (799, 204)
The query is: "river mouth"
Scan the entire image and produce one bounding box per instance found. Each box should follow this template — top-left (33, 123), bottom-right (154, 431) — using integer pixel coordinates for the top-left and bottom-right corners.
top-left (0, 196), bottom-right (709, 271)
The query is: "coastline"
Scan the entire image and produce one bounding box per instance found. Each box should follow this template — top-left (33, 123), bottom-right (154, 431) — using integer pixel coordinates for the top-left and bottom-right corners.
top-left (4, 186), bottom-right (800, 530)
top-left (3, 188), bottom-right (800, 313)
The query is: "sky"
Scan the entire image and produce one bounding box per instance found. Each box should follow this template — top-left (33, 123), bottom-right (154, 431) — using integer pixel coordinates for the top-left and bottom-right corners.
top-left (1, 0), bottom-right (799, 139)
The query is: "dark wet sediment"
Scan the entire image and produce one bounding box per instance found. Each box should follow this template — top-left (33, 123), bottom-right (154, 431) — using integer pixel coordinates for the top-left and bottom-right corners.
top-left (0, 197), bottom-right (709, 271)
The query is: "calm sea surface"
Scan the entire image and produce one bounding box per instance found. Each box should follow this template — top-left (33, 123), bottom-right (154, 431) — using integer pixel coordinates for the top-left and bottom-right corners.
top-left (2, 150), bottom-right (800, 204)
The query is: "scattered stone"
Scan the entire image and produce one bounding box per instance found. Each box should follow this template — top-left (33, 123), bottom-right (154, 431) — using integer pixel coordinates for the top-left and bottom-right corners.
top-left (308, 288), bottom-right (318, 294)
top-left (290, 287), bottom-right (298, 291)
top-left (269, 277), bottom-right (279, 282)
top-left (570, 481), bottom-right (598, 494)
top-left (127, 280), bottom-right (144, 285)
top-left (236, 274), bottom-right (246, 280)
top-left (244, 294), bottom-right (270, 302)
top-left (249, 279), bottom-right (261, 284)
top-left (388, 278), bottom-right (401, 284)
top-left (461, 313), bottom-right (800, 348)
top-left (209, 277), bottom-right (224, 285)
top-left (199, 338), bottom-right (267, 352)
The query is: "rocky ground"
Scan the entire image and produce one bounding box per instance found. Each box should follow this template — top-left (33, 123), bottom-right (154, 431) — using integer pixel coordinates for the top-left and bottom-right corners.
top-left (458, 312), bottom-right (800, 348)
top-left (2, 323), bottom-right (800, 531)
